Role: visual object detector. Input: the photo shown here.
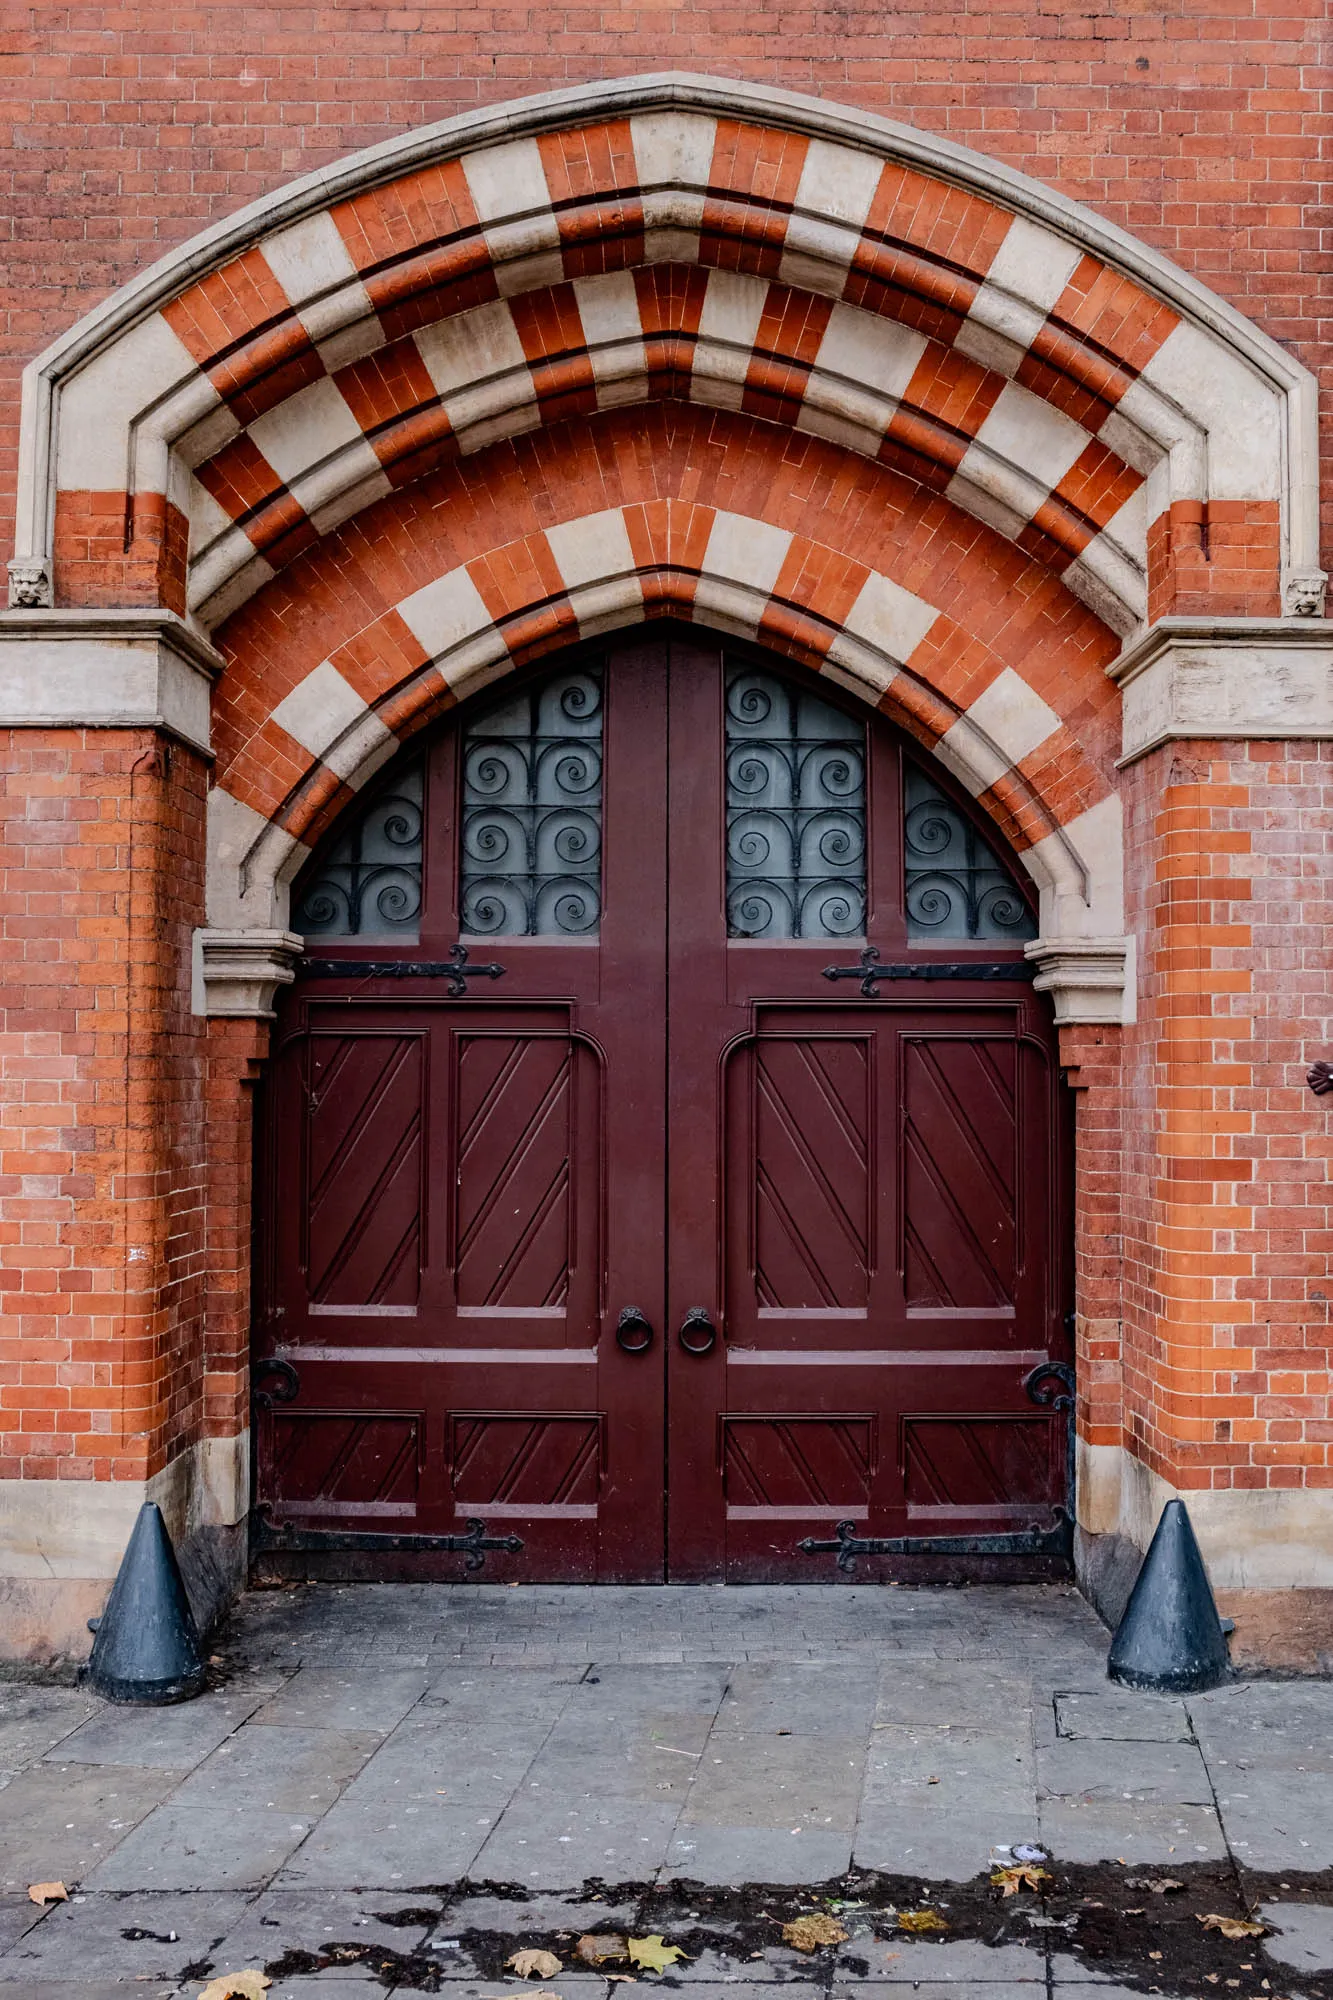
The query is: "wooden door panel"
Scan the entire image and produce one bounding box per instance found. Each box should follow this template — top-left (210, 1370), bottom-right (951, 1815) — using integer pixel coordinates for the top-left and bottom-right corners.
top-left (754, 1037), bottom-right (871, 1311)
top-left (901, 1412), bottom-right (1061, 1519)
top-left (266, 1409), bottom-right (422, 1513)
top-left (454, 1031), bottom-right (578, 1311)
top-left (721, 1414), bottom-right (875, 1517)
top-left (901, 1034), bottom-right (1017, 1312)
top-left (450, 1411), bottom-right (603, 1514)
top-left (306, 1033), bottom-right (425, 1309)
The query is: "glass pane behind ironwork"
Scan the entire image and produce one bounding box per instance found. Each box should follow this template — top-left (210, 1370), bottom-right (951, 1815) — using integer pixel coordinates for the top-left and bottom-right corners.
top-left (725, 666), bottom-right (867, 939)
top-left (460, 667), bottom-right (603, 936)
top-left (904, 763), bottom-right (1037, 942)
top-left (294, 759), bottom-right (424, 939)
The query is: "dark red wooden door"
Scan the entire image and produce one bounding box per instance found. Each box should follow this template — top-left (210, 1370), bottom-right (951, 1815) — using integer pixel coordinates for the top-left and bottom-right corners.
top-left (255, 631), bottom-right (1071, 1582)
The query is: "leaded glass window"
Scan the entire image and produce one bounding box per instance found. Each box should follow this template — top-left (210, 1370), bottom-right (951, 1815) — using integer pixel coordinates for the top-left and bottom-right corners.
top-left (294, 759), bottom-right (424, 939)
top-left (460, 667), bottom-right (603, 936)
top-left (904, 763), bottom-right (1037, 942)
top-left (725, 666), bottom-right (867, 939)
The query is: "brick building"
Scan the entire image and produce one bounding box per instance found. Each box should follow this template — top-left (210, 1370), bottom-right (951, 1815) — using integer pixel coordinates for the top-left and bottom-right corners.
top-left (2, 6), bottom-right (1331, 1667)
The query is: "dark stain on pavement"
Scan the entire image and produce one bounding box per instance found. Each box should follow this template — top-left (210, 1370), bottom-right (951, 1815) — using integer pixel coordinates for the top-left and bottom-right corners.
top-left (258, 1860), bottom-right (1333, 1996)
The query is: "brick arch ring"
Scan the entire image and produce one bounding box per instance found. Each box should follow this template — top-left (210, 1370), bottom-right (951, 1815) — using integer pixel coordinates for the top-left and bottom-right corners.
top-left (14, 71), bottom-right (1320, 634)
top-left (202, 492), bottom-right (1132, 1027)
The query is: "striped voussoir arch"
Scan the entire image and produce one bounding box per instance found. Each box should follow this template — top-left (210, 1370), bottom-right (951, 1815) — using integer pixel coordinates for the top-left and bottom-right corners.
top-left (49, 89), bottom-right (1287, 637)
top-left (208, 501), bottom-right (1118, 940)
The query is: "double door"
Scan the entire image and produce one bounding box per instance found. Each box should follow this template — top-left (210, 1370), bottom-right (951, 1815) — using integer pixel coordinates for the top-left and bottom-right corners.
top-left (255, 631), bottom-right (1072, 1580)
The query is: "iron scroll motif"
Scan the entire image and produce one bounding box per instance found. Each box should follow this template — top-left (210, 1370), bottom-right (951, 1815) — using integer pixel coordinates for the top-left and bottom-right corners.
top-left (303, 943), bottom-right (506, 997)
top-left (251, 1508), bottom-right (524, 1572)
top-left (821, 945), bottom-right (1036, 996)
top-left (251, 1357), bottom-right (300, 1409)
top-left (460, 667), bottom-right (604, 937)
top-left (797, 1357), bottom-right (1076, 1571)
top-left (1308, 1061), bottom-right (1333, 1095)
top-left (295, 760), bottom-right (425, 939)
top-left (725, 665), bottom-right (867, 940)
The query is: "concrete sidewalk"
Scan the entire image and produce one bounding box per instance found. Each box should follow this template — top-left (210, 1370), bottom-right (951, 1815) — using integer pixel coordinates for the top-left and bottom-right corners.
top-left (1, 1584), bottom-right (1331, 1999)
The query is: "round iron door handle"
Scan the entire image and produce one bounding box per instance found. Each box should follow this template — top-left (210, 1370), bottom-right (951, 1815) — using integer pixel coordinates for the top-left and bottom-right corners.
top-left (616, 1306), bottom-right (653, 1353)
top-left (678, 1308), bottom-right (717, 1355)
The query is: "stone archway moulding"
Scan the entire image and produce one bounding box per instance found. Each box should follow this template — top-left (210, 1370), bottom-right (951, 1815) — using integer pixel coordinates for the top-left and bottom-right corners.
top-left (2, 71), bottom-right (1329, 1034)
top-left (7, 70), bottom-right (1323, 624)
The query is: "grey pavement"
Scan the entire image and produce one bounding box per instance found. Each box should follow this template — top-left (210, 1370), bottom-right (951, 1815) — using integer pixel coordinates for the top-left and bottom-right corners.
top-left (0, 1583), bottom-right (1328, 1997)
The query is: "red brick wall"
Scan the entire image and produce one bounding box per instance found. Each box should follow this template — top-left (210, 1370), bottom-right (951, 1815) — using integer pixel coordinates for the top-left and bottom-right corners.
top-left (3, 0), bottom-right (1329, 580)
top-left (0, 729), bottom-right (210, 1488)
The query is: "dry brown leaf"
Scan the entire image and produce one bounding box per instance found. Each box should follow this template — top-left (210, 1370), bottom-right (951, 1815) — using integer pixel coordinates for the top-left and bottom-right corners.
top-left (198, 1976), bottom-right (272, 2000)
top-left (606, 1977), bottom-right (637, 1986)
top-left (1126, 1877), bottom-right (1186, 1894)
top-left (992, 1865), bottom-right (1051, 1897)
top-left (577, 1935), bottom-right (629, 1965)
top-left (898, 1911), bottom-right (949, 1934)
top-left (26, 1882), bottom-right (67, 1907)
top-left (497, 1990), bottom-right (564, 2000)
top-left (1198, 1915), bottom-right (1266, 1941)
top-left (627, 1935), bottom-right (688, 1973)
top-left (782, 1914), bottom-right (849, 1953)
top-left (507, 1950), bottom-right (563, 1979)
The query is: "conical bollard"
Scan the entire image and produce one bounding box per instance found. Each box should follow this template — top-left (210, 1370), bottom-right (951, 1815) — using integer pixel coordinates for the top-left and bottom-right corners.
top-left (1107, 1497), bottom-right (1230, 1693)
top-left (87, 1502), bottom-right (207, 1704)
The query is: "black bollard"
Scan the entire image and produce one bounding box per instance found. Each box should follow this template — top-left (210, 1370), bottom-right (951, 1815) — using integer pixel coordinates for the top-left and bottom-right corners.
top-left (87, 1501), bottom-right (207, 1704)
top-left (1107, 1496), bottom-right (1230, 1693)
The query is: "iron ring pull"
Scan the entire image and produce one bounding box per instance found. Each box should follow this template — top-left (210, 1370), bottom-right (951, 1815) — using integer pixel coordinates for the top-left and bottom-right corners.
top-left (678, 1307), bottom-right (717, 1355)
top-left (615, 1306), bottom-right (653, 1353)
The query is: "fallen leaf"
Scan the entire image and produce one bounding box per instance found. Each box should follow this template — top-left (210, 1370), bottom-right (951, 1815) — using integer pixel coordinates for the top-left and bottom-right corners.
top-left (607, 1977), bottom-right (637, 1986)
top-left (1198, 1916), bottom-right (1266, 1941)
top-left (782, 1914), bottom-right (849, 1953)
top-left (1126, 1877), bottom-right (1186, 1894)
top-left (199, 1977), bottom-right (272, 2000)
top-left (26, 1883), bottom-right (67, 1907)
top-left (1149, 1951), bottom-right (1163, 1961)
top-left (898, 1911), bottom-right (949, 1934)
top-left (992, 1865), bottom-right (1051, 1897)
top-left (497, 1990), bottom-right (563, 2000)
top-left (507, 1950), bottom-right (563, 1979)
top-left (577, 1935), bottom-right (630, 1965)
top-left (628, 1935), bottom-right (688, 1973)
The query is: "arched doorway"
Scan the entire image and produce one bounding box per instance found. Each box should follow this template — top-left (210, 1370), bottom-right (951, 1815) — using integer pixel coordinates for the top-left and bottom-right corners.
top-left (252, 627), bottom-right (1073, 1583)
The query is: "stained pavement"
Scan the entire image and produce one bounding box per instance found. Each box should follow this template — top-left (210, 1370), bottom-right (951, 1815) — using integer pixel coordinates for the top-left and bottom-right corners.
top-left (0, 1582), bottom-right (1331, 1997)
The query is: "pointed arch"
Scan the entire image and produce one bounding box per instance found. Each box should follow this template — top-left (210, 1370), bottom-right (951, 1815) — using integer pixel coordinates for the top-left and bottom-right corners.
top-left (17, 74), bottom-right (1318, 633)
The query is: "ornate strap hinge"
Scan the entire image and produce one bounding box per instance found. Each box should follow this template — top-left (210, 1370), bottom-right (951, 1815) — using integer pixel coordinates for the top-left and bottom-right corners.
top-left (822, 946), bottom-right (1035, 997)
top-left (302, 942), bottom-right (505, 998)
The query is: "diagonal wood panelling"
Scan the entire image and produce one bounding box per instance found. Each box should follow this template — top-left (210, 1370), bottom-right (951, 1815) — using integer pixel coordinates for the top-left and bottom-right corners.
top-left (722, 1415), bottom-right (875, 1513)
top-left (753, 1036), bottom-right (870, 1308)
top-left (306, 1033), bottom-right (424, 1306)
top-left (455, 1033), bottom-right (573, 1307)
top-left (902, 1035), bottom-right (1016, 1309)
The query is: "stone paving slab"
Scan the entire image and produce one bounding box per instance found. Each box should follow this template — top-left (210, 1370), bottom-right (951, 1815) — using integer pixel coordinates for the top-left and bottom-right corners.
top-left (0, 1584), bottom-right (1330, 1997)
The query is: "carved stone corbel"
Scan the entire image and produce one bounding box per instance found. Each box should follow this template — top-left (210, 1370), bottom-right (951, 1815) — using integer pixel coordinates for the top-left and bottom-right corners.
top-left (6, 557), bottom-right (53, 609)
top-left (1025, 938), bottom-right (1132, 1026)
top-left (195, 929), bottom-right (303, 1018)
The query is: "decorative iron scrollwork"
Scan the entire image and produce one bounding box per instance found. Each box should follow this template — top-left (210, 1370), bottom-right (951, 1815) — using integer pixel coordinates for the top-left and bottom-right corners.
top-left (1024, 1357), bottom-right (1077, 1528)
top-left (904, 764), bottom-right (1037, 943)
top-left (1308, 1060), bottom-right (1333, 1095)
top-left (251, 1508), bottom-right (524, 1572)
top-left (460, 667), bottom-right (604, 937)
top-left (821, 946), bottom-right (1036, 995)
top-left (725, 665), bottom-right (867, 939)
top-left (294, 759), bottom-right (425, 940)
top-left (251, 1357), bottom-right (300, 1409)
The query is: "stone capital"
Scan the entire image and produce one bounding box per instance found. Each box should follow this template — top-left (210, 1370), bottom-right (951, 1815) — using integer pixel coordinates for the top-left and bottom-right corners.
top-left (0, 607), bottom-right (224, 755)
top-left (1109, 615), bottom-right (1333, 764)
top-left (1025, 936), bottom-right (1134, 1026)
top-left (194, 928), bottom-right (303, 1018)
